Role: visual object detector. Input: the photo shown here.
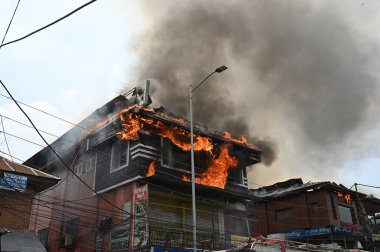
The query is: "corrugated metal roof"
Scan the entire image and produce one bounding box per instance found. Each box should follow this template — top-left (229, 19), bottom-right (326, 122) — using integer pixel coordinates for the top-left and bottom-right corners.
top-left (0, 156), bottom-right (59, 180)
top-left (1, 229), bottom-right (47, 252)
top-left (252, 181), bottom-right (327, 198)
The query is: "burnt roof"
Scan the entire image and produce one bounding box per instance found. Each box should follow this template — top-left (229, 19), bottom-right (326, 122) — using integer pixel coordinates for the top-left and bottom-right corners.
top-left (24, 94), bottom-right (261, 169)
top-left (250, 178), bottom-right (365, 200)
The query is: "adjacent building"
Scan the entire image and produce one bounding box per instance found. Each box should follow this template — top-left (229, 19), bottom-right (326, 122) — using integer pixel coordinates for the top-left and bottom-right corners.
top-left (250, 178), bottom-right (380, 250)
top-left (0, 155), bottom-right (60, 251)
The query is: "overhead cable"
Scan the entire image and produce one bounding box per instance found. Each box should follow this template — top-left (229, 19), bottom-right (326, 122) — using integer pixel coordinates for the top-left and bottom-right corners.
top-left (0, 0), bottom-right (97, 49)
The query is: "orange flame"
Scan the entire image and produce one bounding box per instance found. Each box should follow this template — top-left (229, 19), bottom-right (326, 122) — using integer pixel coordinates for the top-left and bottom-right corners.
top-left (118, 113), bottom-right (213, 153)
top-left (223, 132), bottom-right (248, 145)
top-left (146, 160), bottom-right (156, 177)
top-left (92, 113), bottom-right (119, 131)
top-left (183, 145), bottom-right (238, 189)
top-left (112, 104), bottom-right (243, 189)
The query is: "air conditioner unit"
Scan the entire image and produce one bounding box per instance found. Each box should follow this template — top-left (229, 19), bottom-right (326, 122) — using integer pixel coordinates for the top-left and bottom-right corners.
top-left (60, 234), bottom-right (74, 248)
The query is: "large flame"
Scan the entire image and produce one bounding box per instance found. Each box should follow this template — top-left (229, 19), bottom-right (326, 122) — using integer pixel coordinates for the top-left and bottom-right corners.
top-left (183, 145), bottom-right (238, 189)
top-left (146, 160), bottom-right (156, 177)
top-left (95, 104), bottom-right (248, 189)
top-left (118, 113), bottom-right (213, 153)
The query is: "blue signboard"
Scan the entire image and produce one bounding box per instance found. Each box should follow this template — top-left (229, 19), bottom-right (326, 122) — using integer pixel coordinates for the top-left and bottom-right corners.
top-left (286, 226), bottom-right (332, 239)
top-left (0, 172), bottom-right (28, 191)
top-left (285, 226), bottom-right (363, 239)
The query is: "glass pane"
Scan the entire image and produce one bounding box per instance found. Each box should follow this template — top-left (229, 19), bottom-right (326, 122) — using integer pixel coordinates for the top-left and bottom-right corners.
top-left (338, 205), bottom-right (353, 224)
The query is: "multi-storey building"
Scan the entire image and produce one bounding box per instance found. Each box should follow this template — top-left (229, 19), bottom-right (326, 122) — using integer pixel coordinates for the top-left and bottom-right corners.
top-left (251, 178), bottom-right (380, 250)
top-left (26, 86), bottom-right (261, 251)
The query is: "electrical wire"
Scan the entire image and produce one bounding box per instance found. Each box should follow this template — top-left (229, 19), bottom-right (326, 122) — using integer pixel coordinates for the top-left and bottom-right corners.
top-left (0, 129), bottom-right (46, 148)
top-left (355, 183), bottom-right (380, 190)
top-left (0, 79), bottom-right (135, 220)
top-left (0, 203), bottom-right (102, 250)
top-left (0, 93), bottom-right (91, 132)
top-left (0, 84), bottom-right (374, 228)
top-left (0, 116), bottom-right (14, 163)
top-left (0, 82), bottom-right (373, 201)
top-left (0, 0), bottom-right (97, 49)
top-left (0, 0), bottom-right (21, 47)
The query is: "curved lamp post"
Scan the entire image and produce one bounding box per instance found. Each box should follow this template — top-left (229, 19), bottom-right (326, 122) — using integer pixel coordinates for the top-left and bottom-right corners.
top-left (189, 65), bottom-right (228, 252)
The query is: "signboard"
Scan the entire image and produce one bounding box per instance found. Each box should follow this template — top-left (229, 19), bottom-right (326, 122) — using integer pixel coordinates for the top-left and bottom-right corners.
top-left (0, 172), bottom-right (27, 191)
top-left (131, 184), bottom-right (149, 248)
top-left (286, 226), bottom-right (332, 239)
top-left (285, 225), bottom-right (363, 239)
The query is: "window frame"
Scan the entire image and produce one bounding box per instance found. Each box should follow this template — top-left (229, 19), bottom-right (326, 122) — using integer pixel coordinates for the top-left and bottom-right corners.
top-left (275, 207), bottom-right (293, 221)
top-left (110, 141), bottom-right (130, 173)
top-left (337, 204), bottom-right (356, 224)
top-left (109, 224), bottom-right (130, 251)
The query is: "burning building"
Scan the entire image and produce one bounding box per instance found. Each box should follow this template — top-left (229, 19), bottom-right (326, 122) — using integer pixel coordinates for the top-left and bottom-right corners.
top-left (25, 84), bottom-right (261, 251)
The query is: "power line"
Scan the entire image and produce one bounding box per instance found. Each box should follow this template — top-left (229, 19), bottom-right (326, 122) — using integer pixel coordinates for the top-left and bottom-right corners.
top-left (1, 82), bottom-right (367, 223)
top-left (355, 183), bottom-right (380, 190)
top-left (0, 116), bottom-right (14, 163)
top-left (0, 130), bottom-right (46, 148)
top-left (0, 79), bottom-right (133, 220)
top-left (0, 0), bottom-right (21, 47)
top-left (0, 0), bottom-right (97, 49)
top-left (0, 93), bottom-right (90, 131)
top-left (0, 114), bottom-right (62, 139)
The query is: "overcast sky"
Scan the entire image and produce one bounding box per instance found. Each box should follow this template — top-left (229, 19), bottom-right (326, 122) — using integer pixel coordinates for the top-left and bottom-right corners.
top-left (0, 0), bottom-right (380, 197)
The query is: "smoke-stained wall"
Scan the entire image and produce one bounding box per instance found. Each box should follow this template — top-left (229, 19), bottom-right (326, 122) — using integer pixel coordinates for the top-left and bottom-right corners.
top-left (125, 0), bottom-right (380, 187)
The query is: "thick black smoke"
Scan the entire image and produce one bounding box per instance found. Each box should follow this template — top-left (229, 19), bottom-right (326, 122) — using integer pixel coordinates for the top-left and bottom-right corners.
top-left (128, 0), bottom-right (379, 184)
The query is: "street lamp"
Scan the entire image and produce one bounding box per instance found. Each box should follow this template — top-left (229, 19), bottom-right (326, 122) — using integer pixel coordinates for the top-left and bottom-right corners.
top-left (189, 65), bottom-right (228, 252)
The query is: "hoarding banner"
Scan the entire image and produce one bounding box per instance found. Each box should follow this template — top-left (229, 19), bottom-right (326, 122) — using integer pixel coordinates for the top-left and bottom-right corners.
top-left (131, 184), bottom-right (149, 248)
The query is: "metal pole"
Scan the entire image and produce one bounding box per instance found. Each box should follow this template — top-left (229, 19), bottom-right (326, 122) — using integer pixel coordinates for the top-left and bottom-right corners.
top-left (189, 85), bottom-right (197, 252)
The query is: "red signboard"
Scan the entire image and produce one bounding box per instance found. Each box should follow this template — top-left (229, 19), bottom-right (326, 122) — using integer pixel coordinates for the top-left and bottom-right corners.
top-left (131, 184), bottom-right (149, 248)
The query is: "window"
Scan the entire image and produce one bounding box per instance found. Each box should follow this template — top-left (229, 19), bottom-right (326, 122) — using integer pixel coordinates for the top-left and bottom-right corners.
top-left (66, 218), bottom-right (80, 236)
top-left (74, 163), bottom-right (83, 176)
top-left (330, 194), bottom-right (337, 220)
top-left (275, 208), bottom-right (293, 221)
top-left (310, 202), bottom-right (319, 214)
top-left (110, 225), bottom-right (130, 251)
top-left (72, 155), bottom-right (97, 178)
top-left (338, 205), bottom-right (356, 224)
top-left (123, 201), bottom-right (131, 222)
top-left (37, 228), bottom-right (49, 247)
top-left (85, 155), bottom-right (97, 172)
top-left (224, 211), bottom-right (249, 236)
top-left (111, 141), bottom-right (129, 173)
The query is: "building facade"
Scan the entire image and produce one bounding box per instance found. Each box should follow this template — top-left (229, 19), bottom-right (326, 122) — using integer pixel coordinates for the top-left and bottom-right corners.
top-left (26, 88), bottom-right (261, 251)
top-left (251, 178), bottom-right (379, 250)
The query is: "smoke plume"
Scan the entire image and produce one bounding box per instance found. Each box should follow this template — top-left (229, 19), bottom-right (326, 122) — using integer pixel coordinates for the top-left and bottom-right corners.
top-left (128, 0), bottom-right (380, 186)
